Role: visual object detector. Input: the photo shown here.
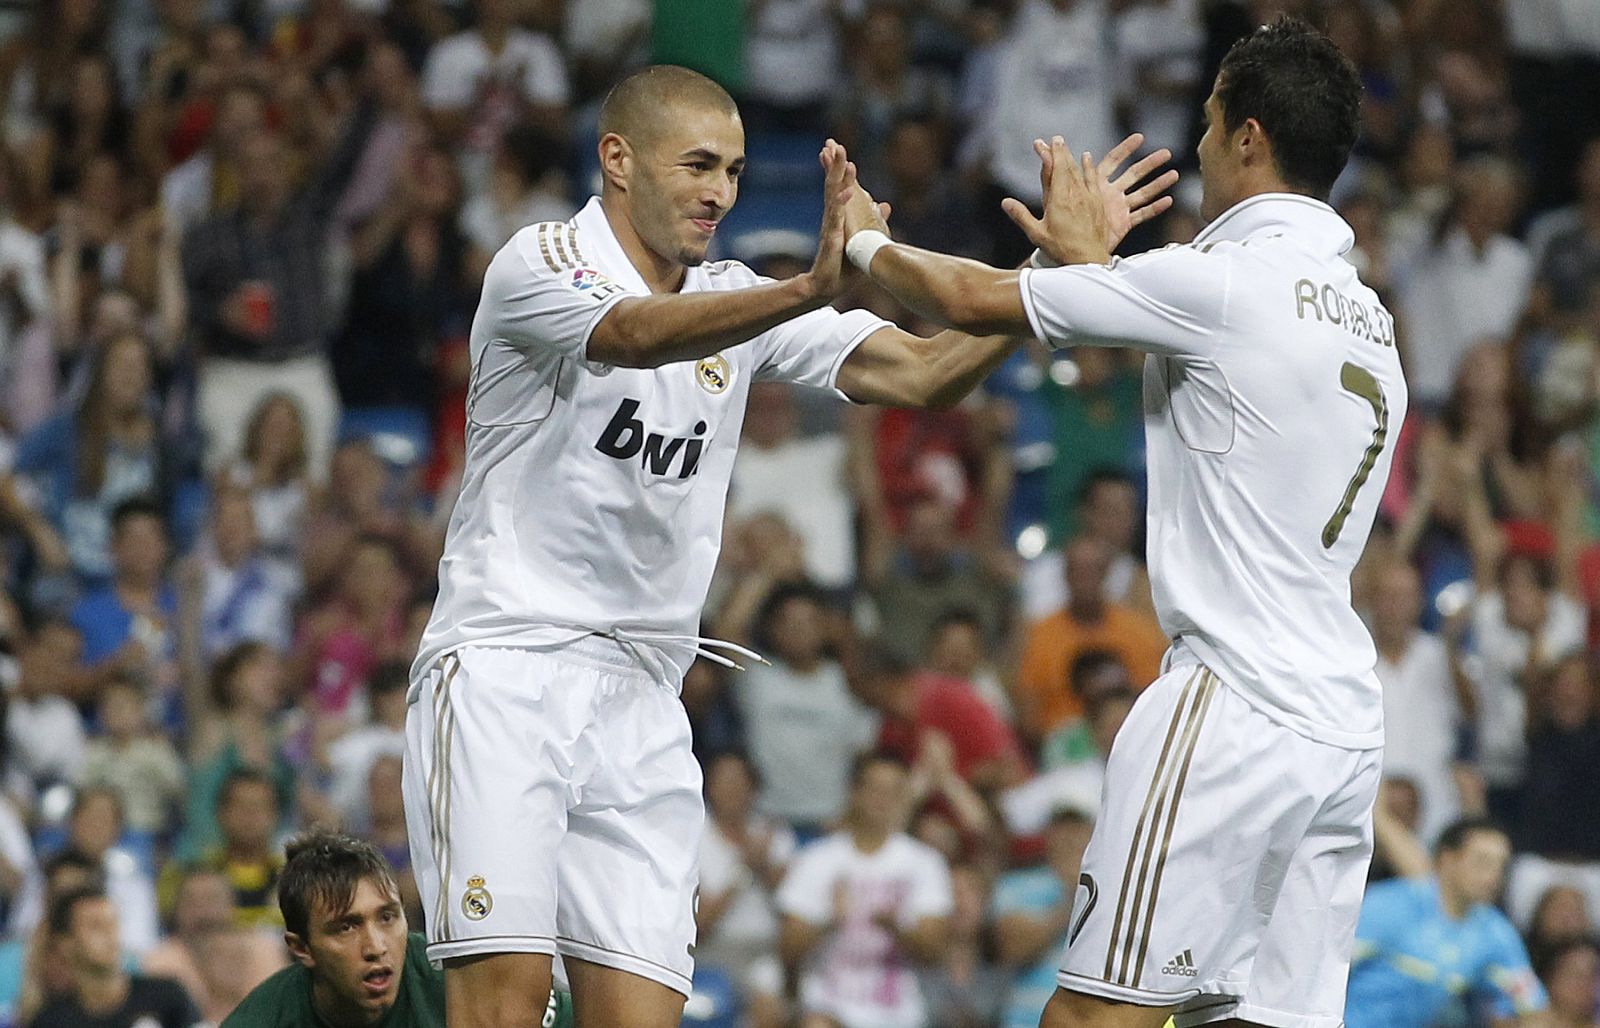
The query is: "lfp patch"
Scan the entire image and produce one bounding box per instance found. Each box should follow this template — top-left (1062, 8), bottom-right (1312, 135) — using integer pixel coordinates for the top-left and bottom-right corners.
top-left (571, 267), bottom-right (608, 290)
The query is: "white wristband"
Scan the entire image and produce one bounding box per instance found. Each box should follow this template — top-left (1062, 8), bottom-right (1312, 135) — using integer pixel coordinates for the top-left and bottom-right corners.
top-left (845, 230), bottom-right (893, 273)
top-left (1028, 247), bottom-right (1062, 269)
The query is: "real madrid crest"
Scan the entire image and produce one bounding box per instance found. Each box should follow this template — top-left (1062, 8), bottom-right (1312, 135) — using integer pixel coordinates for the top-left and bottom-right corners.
top-left (462, 875), bottom-right (493, 921)
top-left (696, 354), bottom-right (731, 394)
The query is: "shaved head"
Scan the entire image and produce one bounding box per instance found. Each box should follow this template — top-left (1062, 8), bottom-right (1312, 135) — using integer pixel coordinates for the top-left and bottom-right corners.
top-left (599, 65), bottom-right (739, 152)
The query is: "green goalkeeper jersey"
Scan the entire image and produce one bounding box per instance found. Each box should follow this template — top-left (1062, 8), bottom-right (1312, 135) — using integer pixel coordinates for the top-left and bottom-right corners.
top-left (221, 932), bottom-right (574, 1027)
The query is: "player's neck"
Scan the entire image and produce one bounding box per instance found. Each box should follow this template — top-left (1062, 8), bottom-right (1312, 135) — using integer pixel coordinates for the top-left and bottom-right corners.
top-left (600, 195), bottom-right (687, 294)
top-left (1438, 883), bottom-right (1472, 920)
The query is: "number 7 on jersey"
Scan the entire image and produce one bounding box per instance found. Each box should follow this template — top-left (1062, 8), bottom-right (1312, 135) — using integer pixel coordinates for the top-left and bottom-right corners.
top-left (1322, 361), bottom-right (1388, 549)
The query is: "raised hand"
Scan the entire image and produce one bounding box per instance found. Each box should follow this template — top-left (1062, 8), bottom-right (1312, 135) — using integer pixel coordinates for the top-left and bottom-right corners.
top-left (820, 140), bottom-right (893, 244)
top-left (809, 138), bottom-right (858, 297)
top-left (1003, 133), bottom-right (1179, 265)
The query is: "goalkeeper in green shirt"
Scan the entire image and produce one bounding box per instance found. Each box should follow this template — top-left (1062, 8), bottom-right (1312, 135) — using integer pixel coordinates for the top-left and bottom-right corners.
top-left (222, 832), bottom-right (573, 1027)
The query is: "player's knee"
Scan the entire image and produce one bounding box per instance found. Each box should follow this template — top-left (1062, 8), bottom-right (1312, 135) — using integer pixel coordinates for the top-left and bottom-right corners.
top-left (444, 953), bottom-right (553, 1028)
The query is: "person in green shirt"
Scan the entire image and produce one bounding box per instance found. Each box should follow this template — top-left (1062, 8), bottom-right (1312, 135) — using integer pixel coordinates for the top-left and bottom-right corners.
top-left (221, 832), bottom-right (572, 1027)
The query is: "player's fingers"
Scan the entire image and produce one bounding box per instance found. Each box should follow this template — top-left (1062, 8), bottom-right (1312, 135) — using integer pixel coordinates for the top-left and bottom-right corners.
top-left (878, 201), bottom-right (892, 223)
top-left (1049, 136), bottom-right (1076, 196)
top-left (1001, 197), bottom-right (1046, 244)
top-left (1129, 194), bottom-right (1175, 227)
top-left (1099, 132), bottom-right (1144, 178)
top-left (1125, 168), bottom-right (1181, 210)
top-left (1114, 148), bottom-right (1174, 191)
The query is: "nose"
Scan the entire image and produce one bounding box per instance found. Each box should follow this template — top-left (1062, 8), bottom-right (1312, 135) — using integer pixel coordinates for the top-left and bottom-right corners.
top-left (704, 173), bottom-right (735, 213)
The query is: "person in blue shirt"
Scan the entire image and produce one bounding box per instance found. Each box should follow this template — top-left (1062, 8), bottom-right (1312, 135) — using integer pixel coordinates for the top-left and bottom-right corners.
top-left (1347, 817), bottom-right (1547, 1027)
top-left (992, 803), bottom-right (1096, 1028)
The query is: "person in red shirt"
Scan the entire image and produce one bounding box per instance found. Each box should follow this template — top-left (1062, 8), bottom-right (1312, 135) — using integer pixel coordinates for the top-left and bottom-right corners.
top-left (871, 644), bottom-right (1028, 792)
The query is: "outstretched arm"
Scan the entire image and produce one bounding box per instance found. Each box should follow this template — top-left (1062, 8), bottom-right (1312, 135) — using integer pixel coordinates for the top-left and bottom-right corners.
top-left (837, 136), bottom-right (1176, 339)
top-left (833, 135), bottom-right (1176, 405)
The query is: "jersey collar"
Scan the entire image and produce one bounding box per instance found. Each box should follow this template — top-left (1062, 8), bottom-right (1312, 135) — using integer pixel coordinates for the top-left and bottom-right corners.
top-left (572, 195), bottom-right (713, 295)
top-left (572, 195), bottom-right (656, 295)
top-left (1191, 192), bottom-right (1355, 257)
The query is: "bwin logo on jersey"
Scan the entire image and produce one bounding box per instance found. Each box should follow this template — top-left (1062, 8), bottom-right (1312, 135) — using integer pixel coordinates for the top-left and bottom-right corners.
top-left (595, 398), bottom-right (707, 478)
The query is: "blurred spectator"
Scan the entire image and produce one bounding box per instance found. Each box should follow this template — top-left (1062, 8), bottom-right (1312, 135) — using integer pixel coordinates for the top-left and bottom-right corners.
top-left (1015, 536), bottom-right (1167, 744)
top-left (1347, 817), bottom-right (1547, 1028)
top-left (6, 617), bottom-right (88, 794)
top-left (70, 498), bottom-right (180, 719)
top-left (15, 334), bottom-right (173, 585)
top-left (221, 393), bottom-right (313, 574)
top-left (972, 0), bottom-right (1116, 266)
top-left (1469, 551), bottom-right (1586, 825)
top-left (728, 382), bottom-right (861, 592)
top-left (1022, 466), bottom-right (1151, 622)
top-left (740, 0), bottom-right (841, 133)
top-left (334, 138), bottom-right (472, 412)
top-left (694, 751), bottom-right (794, 1028)
top-left (420, 0), bottom-right (568, 193)
top-left (875, 117), bottom-right (984, 259)
top-left (140, 869), bottom-right (286, 1025)
top-left (325, 663), bottom-right (407, 827)
top-left (1002, 672), bottom-right (1132, 838)
top-left (1112, 0), bottom-right (1204, 159)
top-left (865, 498), bottom-right (1010, 667)
top-left (777, 752), bottom-right (953, 1028)
top-left (159, 82), bottom-right (267, 239)
top-left (872, 646), bottom-right (1027, 792)
top-left (0, 149), bottom-right (49, 408)
top-left (55, 786), bottom-right (159, 957)
top-left (832, 8), bottom-right (949, 184)
top-left (1371, 559), bottom-right (1472, 841)
top-left (78, 676), bottom-right (183, 850)
top-left (178, 645), bottom-right (295, 863)
top-left (1528, 138), bottom-right (1600, 324)
top-left (1034, 648), bottom-right (1134, 773)
top-left (161, 768), bottom-right (285, 931)
top-left (298, 438), bottom-right (439, 598)
top-left (870, 396), bottom-right (1007, 547)
top-left (28, 887), bottom-right (201, 1028)
top-left (459, 120), bottom-right (570, 278)
top-left (182, 111), bottom-right (377, 481)
top-left (1505, 653), bottom-right (1600, 931)
top-left (719, 581), bottom-right (877, 833)
top-left (992, 805), bottom-right (1095, 1028)
top-left (290, 534), bottom-right (410, 720)
top-left (1399, 157), bottom-right (1532, 409)
top-left (1527, 884), bottom-right (1594, 958)
top-left (1043, 350), bottom-right (1144, 536)
top-left (924, 607), bottom-right (1010, 720)
top-left (360, 754), bottom-right (420, 929)
top-left (1534, 937), bottom-right (1600, 1028)
top-left (923, 861), bottom-right (1007, 1027)
top-left (180, 485), bottom-right (298, 662)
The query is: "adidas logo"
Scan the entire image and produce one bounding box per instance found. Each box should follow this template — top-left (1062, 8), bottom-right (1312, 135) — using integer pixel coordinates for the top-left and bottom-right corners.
top-left (1162, 949), bottom-right (1198, 977)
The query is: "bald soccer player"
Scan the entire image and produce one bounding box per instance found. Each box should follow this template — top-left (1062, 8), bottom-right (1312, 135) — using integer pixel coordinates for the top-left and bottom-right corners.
top-left (401, 65), bottom-right (1173, 1027)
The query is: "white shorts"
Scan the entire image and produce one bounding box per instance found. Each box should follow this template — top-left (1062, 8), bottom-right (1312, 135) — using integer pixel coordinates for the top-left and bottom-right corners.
top-left (1058, 662), bottom-right (1381, 1028)
top-left (402, 642), bottom-right (702, 996)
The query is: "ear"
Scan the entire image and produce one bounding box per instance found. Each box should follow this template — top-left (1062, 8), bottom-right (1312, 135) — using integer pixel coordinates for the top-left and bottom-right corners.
top-left (599, 132), bottom-right (633, 192)
top-left (1237, 117), bottom-right (1269, 165)
top-left (285, 932), bottom-right (314, 969)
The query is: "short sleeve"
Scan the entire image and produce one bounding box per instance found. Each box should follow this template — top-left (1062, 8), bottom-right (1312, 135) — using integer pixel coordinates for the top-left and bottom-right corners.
top-left (775, 846), bottom-right (835, 924)
top-left (750, 303), bottom-right (890, 398)
top-left (486, 223), bottom-right (640, 361)
top-left (1477, 914), bottom-right (1547, 1018)
top-left (902, 847), bottom-right (954, 924)
top-left (1019, 244), bottom-right (1231, 356)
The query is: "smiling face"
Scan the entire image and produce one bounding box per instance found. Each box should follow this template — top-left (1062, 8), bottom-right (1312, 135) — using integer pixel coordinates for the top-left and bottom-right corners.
top-left (606, 102), bottom-right (745, 269)
top-left (291, 877), bottom-right (407, 1026)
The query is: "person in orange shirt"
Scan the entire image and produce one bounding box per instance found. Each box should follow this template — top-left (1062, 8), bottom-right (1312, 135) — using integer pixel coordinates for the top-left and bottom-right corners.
top-left (1015, 535), bottom-right (1169, 742)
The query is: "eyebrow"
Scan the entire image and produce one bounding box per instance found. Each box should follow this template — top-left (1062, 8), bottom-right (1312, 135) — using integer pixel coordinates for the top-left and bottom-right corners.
top-left (681, 148), bottom-right (745, 167)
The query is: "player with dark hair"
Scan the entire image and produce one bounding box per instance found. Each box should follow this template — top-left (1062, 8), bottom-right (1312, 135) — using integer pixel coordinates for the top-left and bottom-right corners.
top-left (222, 831), bottom-right (573, 1027)
top-left (832, 16), bottom-right (1404, 1028)
top-left (402, 61), bottom-right (1175, 1028)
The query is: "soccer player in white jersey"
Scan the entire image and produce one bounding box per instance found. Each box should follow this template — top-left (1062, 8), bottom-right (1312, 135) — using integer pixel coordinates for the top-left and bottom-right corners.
top-left (833, 18), bottom-right (1402, 1028)
top-left (401, 65), bottom-right (1173, 1028)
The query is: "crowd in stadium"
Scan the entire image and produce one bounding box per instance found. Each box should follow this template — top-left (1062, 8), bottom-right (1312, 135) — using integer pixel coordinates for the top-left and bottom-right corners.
top-left (0, 0), bottom-right (1596, 1024)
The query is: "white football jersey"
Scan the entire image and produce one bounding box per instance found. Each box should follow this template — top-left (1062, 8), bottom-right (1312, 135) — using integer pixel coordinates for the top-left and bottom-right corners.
top-left (413, 197), bottom-right (888, 690)
top-left (1020, 194), bottom-right (1407, 748)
